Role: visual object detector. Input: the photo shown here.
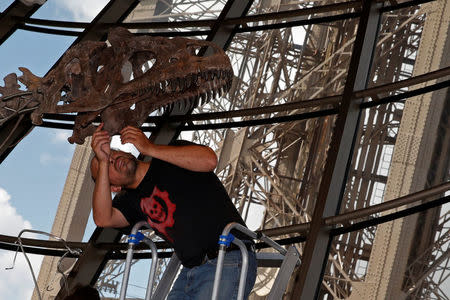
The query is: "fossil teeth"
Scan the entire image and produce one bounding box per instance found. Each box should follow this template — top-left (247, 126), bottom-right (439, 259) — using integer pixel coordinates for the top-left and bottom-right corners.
top-left (200, 92), bottom-right (207, 105)
top-left (192, 95), bottom-right (199, 108)
top-left (169, 79), bottom-right (176, 92)
top-left (186, 75), bottom-right (193, 88)
top-left (194, 73), bottom-right (200, 86)
top-left (225, 80), bottom-right (232, 91)
top-left (179, 78), bottom-right (186, 91)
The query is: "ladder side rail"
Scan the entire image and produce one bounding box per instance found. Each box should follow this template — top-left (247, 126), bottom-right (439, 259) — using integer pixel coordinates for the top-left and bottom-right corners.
top-left (119, 236), bottom-right (137, 300)
top-left (212, 222), bottom-right (288, 300)
top-left (142, 236), bottom-right (158, 300)
top-left (267, 246), bottom-right (301, 300)
top-left (233, 238), bottom-right (249, 300)
top-left (119, 221), bottom-right (157, 300)
top-left (258, 233), bottom-right (287, 255)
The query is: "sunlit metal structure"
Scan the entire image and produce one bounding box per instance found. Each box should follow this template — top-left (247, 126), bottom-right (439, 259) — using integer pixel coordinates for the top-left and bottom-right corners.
top-left (0, 0), bottom-right (449, 299)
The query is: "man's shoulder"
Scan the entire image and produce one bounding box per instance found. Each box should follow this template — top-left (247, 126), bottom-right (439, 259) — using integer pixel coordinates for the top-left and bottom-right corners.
top-left (113, 189), bottom-right (139, 202)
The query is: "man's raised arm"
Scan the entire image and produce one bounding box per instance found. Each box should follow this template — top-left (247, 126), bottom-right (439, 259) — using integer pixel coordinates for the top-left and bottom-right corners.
top-left (120, 126), bottom-right (217, 172)
top-left (90, 124), bottom-right (129, 228)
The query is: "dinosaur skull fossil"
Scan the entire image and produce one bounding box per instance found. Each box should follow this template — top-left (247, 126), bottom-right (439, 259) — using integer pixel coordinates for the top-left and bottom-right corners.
top-left (0, 27), bottom-right (233, 144)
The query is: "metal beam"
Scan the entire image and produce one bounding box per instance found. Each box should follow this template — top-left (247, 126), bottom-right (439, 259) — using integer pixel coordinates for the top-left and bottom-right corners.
top-left (0, 0), bottom-right (44, 163)
top-left (290, 1), bottom-right (382, 298)
top-left (0, 0), bottom-right (43, 45)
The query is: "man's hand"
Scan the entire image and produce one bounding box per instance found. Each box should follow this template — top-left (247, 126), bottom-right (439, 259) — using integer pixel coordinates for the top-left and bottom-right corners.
top-left (120, 126), bottom-right (152, 155)
top-left (91, 123), bottom-right (111, 163)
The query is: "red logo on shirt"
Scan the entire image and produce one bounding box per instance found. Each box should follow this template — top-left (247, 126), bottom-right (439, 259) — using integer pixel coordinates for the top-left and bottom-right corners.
top-left (140, 186), bottom-right (176, 242)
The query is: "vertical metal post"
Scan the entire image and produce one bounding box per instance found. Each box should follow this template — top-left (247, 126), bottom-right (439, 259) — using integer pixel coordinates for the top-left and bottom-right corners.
top-left (234, 239), bottom-right (249, 300)
top-left (119, 243), bottom-right (136, 300)
top-left (119, 221), bottom-right (158, 300)
top-left (291, 1), bottom-right (382, 299)
top-left (142, 237), bottom-right (158, 300)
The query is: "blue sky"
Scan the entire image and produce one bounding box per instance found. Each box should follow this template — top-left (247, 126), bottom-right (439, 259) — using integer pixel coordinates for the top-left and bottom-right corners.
top-left (0, 1), bottom-right (109, 298)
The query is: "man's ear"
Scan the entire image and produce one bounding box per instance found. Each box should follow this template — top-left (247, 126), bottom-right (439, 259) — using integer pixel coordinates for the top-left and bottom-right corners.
top-left (111, 185), bottom-right (122, 193)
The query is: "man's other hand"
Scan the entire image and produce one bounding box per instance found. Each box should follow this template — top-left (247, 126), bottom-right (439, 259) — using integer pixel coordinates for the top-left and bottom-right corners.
top-left (120, 126), bottom-right (152, 155)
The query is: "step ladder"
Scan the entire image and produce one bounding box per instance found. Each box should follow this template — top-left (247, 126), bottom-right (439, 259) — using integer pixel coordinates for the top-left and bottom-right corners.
top-left (119, 221), bottom-right (158, 300)
top-left (119, 221), bottom-right (300, 300)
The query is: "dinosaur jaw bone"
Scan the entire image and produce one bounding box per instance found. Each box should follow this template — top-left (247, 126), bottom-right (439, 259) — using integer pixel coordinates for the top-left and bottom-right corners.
top-left (94, 66), bottom-right (234, 141)
top-left (133, 67), bottom-right (234, 110)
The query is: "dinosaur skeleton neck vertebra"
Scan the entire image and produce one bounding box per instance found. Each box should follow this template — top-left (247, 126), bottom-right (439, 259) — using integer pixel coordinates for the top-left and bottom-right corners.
top-left (0, 27), bottom-right (233, 144)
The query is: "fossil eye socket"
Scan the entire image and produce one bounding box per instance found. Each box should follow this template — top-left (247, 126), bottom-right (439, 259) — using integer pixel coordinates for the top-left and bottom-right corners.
top-left (169, 57), bottom-right (178, 63)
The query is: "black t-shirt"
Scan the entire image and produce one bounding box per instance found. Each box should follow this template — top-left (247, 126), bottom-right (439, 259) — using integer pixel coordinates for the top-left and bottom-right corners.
top-left (112, 141), bottom-right (247, 268)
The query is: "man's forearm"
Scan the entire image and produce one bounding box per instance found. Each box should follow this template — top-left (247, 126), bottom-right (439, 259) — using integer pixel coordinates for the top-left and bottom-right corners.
top-left (142, 144), bottom-right (217, 172)
top-left (92, 162), bottom-right (114, 227)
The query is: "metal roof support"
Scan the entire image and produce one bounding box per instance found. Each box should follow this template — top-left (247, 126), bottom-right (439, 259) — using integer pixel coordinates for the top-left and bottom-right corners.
top-left (0, 0), bottom-right (43, 45)
top-left (289, 0), bottom-right (382, 299)
top-left (0, 0), bottom-right (44, 164)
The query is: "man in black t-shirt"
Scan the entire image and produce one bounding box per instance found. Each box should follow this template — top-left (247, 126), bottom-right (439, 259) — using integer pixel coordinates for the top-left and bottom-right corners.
top-left (90, 124), bottom-right (257, 299)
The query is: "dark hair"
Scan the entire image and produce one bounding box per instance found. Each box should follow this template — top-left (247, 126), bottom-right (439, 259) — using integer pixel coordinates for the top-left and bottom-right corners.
top-left (63, 285), bottom-right (100, 300)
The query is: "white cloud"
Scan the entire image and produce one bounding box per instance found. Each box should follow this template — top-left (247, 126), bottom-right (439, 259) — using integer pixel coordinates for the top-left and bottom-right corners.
top-left (55, 0), bottom-right (109, 22)
top-left (0, 187), bottom-right (43, 300)
top-left (0, 188), bottom-right (32, 235)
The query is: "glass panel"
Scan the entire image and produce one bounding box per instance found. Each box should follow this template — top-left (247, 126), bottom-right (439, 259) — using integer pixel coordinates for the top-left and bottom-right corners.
top-left (320, 195), bottom-right (450, 299)
top-left (182, 16), bottom-right (358, 234)
top-left (326, 1), bottom-right (450, 296)
top-left (0, 29), bottom-right (75, 232)
top-left (124, 0), bottom-right (226, 36)
top-left (248, 0), bottom-right (357, 14)
top-left (34, 1), bottom-right (109, 22)
top-left (0, 1), bottom-right (13, 12)
top-left (366, 4), bottom-right (426, 98)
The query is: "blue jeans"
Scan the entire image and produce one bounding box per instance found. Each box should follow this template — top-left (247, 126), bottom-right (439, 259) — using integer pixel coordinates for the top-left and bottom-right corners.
top-left (167, 250), bottom-right (257, 300)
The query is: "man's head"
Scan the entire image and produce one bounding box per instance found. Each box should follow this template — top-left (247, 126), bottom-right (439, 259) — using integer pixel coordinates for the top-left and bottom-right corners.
top-left (90, 149), bottom-right (138, 192)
